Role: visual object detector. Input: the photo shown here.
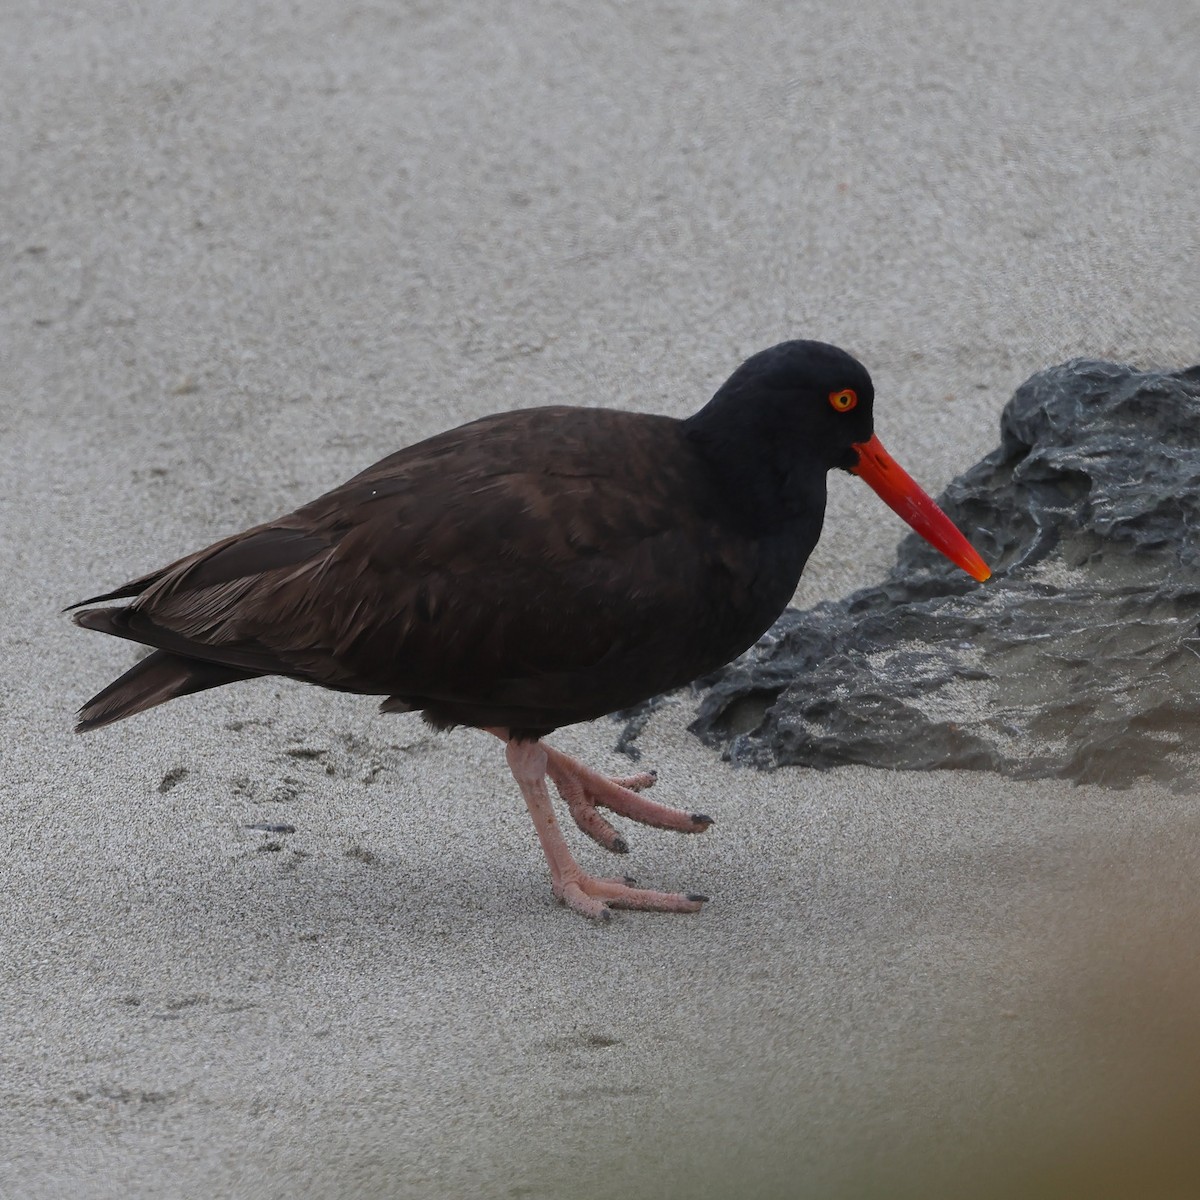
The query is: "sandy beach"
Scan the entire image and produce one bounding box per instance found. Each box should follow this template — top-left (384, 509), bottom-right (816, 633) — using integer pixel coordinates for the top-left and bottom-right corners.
top-left (3, 1), bottom-right (1200, 1196)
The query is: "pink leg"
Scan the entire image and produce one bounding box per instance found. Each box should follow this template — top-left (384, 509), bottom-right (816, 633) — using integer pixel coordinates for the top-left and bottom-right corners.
top-left (502, 738), bottom-right (708, 920)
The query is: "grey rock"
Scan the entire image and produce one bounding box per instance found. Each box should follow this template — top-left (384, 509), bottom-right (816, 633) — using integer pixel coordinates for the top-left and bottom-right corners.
top-left (682, 359), bottom-right (1200, 786)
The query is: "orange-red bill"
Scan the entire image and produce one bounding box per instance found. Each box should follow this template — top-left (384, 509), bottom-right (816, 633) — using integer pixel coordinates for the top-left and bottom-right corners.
top-left (850, 434), bottom-right (991, 582)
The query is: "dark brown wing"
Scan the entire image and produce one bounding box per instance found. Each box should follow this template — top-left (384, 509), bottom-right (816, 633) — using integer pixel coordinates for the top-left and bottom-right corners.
top-left (74, 406), bottom-right (801, 731)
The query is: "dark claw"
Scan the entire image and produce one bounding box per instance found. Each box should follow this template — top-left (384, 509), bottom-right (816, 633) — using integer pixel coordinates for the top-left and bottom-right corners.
top-left (687, 893), bottom-right (710, 903)
top-left (691, 813), bottom-right (714, 827)
top-left (612, 836), bottom-right (630, 854)
top-left (623, 875), bottom-right (639, 886)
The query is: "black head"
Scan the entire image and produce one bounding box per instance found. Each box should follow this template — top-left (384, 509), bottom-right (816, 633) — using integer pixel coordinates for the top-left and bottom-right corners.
top-left (685, 340), bottom-right (875, 473)
top-left (680, 340), bottom-right (993, 581)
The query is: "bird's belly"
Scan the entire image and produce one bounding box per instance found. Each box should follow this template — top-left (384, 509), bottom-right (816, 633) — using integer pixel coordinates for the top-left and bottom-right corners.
top-left (401, 534), bottom-right (808, 734)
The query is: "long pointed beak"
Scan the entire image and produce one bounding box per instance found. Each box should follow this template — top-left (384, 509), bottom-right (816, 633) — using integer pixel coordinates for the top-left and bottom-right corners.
top-left (850, 434), bottom-right (991, 582)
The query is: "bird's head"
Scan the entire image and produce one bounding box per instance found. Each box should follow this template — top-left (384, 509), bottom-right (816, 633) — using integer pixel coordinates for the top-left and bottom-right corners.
top-left (709, 340), bottom-right (877, 468)
top-left (690, 340), bottom-right (991, 582)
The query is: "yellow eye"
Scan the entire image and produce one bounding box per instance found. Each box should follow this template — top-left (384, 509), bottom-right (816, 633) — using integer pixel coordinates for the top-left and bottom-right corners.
top-left (829, 388), bottom-right (858, 412)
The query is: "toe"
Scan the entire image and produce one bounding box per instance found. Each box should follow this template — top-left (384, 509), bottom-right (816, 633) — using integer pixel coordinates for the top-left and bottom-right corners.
top-left (611, 771), bottom-right (657, 793)
top-left (600, 883), bottom-right (707, 913)
top-left (558, 880), bottom-right (614, 920)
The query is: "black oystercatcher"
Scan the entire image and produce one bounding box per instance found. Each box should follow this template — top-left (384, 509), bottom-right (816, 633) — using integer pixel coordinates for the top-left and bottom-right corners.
top-left (70, 341), bottom-right (989, 919)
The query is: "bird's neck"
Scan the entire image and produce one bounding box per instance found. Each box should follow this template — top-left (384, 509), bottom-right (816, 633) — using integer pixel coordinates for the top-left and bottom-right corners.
top-left (681, 414), bottom-right (829, 538)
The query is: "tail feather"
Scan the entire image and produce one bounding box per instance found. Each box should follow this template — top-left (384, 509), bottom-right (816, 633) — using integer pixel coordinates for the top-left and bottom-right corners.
top-left (75, 648), bottom-right (257, 733)
top-left (73, 606), bottom-right (134, 638)
top-left (64, 566), bottom-right (171, 613)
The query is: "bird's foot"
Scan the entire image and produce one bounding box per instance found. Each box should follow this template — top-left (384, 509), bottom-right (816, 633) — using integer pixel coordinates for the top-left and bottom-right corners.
top-left (553, 870), bottom-right (708, 921)
top-left (503, 736), bottom-right (710, 921)
top-left (542, 743), bottom-right (713, 853)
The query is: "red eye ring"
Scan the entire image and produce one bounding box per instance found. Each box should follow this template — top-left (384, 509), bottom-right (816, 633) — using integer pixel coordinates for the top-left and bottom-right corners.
top-left (829, 388), bottom-right (858, 412)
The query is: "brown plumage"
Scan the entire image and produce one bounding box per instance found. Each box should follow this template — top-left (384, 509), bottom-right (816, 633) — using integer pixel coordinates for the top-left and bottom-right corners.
top-left (72, 341), bottom-right (988, 918)
top-left (72, 406), bottom-right (803, 733)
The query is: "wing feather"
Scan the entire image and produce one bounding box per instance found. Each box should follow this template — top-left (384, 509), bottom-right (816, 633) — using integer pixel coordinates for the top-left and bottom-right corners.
top-left (74, 406), bottom-right (780, 726)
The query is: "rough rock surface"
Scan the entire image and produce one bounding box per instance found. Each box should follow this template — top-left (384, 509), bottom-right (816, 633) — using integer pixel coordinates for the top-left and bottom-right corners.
top-left (676, 360), bottom-right (1200, 786)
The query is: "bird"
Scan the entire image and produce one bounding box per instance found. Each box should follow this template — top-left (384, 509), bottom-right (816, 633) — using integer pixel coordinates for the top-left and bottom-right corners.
top-left (69, 340), bottom-right (990, 920)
